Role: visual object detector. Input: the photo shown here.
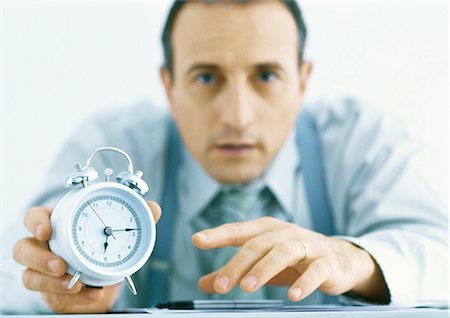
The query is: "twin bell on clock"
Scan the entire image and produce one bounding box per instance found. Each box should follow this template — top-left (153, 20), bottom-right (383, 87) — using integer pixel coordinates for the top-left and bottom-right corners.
top-left (49, 146), bottom-right (156, 296)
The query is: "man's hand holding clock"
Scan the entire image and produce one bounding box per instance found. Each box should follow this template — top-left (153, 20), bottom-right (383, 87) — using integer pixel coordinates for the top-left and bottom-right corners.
top-left (13, 147), bottom-right (161, 314)
top-left (13, 202), bottom-right (161, 314)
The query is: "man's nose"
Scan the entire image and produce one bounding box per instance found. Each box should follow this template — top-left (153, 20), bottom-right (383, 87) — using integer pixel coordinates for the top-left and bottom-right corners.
top-left (219, 79), bottom-right (256, 131)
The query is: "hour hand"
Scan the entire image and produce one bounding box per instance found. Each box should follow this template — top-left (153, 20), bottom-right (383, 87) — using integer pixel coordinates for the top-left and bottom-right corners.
top-left (104, 236), bottom-right (109, 253)
top-left (103, 226), bottom-right (114, 253)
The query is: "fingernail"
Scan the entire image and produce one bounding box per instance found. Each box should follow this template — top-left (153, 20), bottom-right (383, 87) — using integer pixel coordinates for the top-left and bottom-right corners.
top-left (291, 287), bottom-right (302, 299)
top-left (214, 275), bottom-right (229, 291)
top-left (35, 224), bottom-right (43, 237)
top-left (47, 259), bottom-right (60, 273)
top-left (193, 232), bottom-right (207, 242)
top-left (61, 279), bottom-right (70, 289)
top-left (88, 289), bottom-right (98, 300)
top-left (242, 275), bottom-right (258, 290)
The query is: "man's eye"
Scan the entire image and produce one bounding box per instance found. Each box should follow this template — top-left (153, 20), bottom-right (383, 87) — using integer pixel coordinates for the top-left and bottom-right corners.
top-left (257, 71), bottom-right (277, 83)
top-left (196, 73), bottom-right (217, 85)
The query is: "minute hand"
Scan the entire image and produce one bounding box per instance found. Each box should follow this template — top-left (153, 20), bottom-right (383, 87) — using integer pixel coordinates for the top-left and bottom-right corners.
top-left (112, 228), bottom-right (141, 232)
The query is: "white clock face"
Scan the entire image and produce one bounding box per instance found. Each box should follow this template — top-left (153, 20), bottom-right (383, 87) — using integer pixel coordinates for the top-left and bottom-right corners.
top-left (71, 187), bottom-right (152, 272)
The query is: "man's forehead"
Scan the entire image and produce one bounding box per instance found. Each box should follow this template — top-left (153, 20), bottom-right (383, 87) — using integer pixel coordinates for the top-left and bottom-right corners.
top-left (170, 0), bottom-right (299, 71)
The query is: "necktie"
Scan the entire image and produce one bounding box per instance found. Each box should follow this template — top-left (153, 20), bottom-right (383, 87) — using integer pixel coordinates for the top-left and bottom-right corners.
top-left (192, 184), bottom-right (273, 299)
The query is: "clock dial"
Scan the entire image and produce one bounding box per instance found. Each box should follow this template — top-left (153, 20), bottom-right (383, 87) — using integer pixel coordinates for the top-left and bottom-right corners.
top-left (72, 193), bottom-right (143, 268)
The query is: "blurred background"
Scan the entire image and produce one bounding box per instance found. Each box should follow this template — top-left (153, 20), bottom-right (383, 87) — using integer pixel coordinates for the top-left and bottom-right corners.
top-left (1, 2), bottom-right (448, 234)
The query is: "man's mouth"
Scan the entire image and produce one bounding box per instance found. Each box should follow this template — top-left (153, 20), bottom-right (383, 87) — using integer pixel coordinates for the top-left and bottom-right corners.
top-left (214, 142), bottom-right (257, 155)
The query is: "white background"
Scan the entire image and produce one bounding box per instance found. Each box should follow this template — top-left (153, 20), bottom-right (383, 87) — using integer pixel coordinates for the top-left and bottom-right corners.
top-left (1, 1), bottom-right (448, 234)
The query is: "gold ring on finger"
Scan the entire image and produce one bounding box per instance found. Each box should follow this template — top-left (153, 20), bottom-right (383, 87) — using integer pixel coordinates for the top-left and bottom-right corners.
top-left (298, 240), bottom-right (308, 263)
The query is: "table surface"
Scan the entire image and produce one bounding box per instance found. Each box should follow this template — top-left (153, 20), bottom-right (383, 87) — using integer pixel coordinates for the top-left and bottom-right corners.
top-left (1, 308), bottom-right (449, 318)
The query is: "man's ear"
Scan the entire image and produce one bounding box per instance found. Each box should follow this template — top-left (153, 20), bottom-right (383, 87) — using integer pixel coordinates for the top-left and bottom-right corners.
top-left (160, 66), bottom-right (175, 112)
top-left (299, 61), bottom-right (313, 93)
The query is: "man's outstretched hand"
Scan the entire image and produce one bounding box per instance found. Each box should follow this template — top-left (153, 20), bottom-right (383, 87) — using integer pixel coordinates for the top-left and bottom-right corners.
top-left (192, 216), bottom-right (389, 303)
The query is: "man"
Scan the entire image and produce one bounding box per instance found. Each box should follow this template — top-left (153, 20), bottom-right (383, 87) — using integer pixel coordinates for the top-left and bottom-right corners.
top-left (3, 0), bottom-right (447, 314)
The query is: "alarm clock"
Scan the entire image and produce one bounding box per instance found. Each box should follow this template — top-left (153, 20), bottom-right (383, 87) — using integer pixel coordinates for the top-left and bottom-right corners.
top-left (49, 146), bottom-right (156, 295)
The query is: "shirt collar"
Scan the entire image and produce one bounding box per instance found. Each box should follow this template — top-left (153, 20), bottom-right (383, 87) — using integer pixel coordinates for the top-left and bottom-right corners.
top-left (179, 128), bottom-right (300, 220)
top-left (178, 147), bottom-right (221, 221)
top-left (261, 128), bottom-right (300, 215)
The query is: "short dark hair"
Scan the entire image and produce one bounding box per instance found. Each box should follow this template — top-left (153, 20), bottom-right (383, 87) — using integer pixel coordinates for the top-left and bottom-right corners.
top-left (161, 0), bottom-right (307, 75)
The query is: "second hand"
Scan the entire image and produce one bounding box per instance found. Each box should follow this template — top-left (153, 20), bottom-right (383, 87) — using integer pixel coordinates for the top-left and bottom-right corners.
top-left (88, 201), bottom-right (117, 240)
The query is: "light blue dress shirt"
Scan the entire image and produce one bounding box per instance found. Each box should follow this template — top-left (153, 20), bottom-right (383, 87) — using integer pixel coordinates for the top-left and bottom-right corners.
top-left (167, 122), bottom-right (311, 303)
top-left (0, 98), bottom-right (447, 314)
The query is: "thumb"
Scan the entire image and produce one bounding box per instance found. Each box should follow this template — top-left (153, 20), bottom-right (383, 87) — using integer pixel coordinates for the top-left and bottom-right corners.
top-left (146, 201), bottom-right (162, 223)
top-left (198, 269), bottom-right (221, 294)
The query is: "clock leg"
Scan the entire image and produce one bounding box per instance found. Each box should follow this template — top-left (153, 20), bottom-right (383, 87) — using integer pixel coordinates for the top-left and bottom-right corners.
top-left (125, 276), bottom-right (137, 295)
top-left (68, 270), bottom-right (82, 289)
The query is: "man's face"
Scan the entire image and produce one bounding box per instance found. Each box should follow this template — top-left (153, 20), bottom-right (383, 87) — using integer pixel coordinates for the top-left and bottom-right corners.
top-left (161, 0), bottom-right (312, 184)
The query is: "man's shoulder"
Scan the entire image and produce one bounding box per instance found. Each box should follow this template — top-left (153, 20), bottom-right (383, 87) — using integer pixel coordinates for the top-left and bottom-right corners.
top-left (304, 97), bottom-right (384, 131)
top-left (74, 99), bottom-right (170, 151)
top-left (42, 100), bottom-right (171, 205)
top-left (304, 97), bottom-right (412, 150)
top-left (302, 97), bottom-right (410, 153)
top-left (302, 97), bottom-right (419, 211)
top-left (87, 99), bottom-right (169, 136)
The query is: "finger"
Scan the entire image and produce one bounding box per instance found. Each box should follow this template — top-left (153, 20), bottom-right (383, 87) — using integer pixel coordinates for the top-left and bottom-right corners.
top-left (13, 238), bottom-right (67, 277)
top-left (267, 268), bottom-right (300, 286)
top-left (22, 269), bottom-right (83, 294)
top-left (43, 284), bottom-right (122, 314)
top-left (288, 258), bottom-right (332, 302)
top-left (198, 270), bottom-right (221, 294)
top-left (146, 201), bottom-right (162, 223)
top-left (192, 216), bottom-right (283, 249)
top-left (68, 284), bottom-right (122, 314)
top-left (239, 240), bottom-right (306, 293)
top-left (42, 287), bottom-right (105, 313)
top-left (24, 207), bottom-right (52, 241)
top-left (211, 230), bottom-right (290, 294)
